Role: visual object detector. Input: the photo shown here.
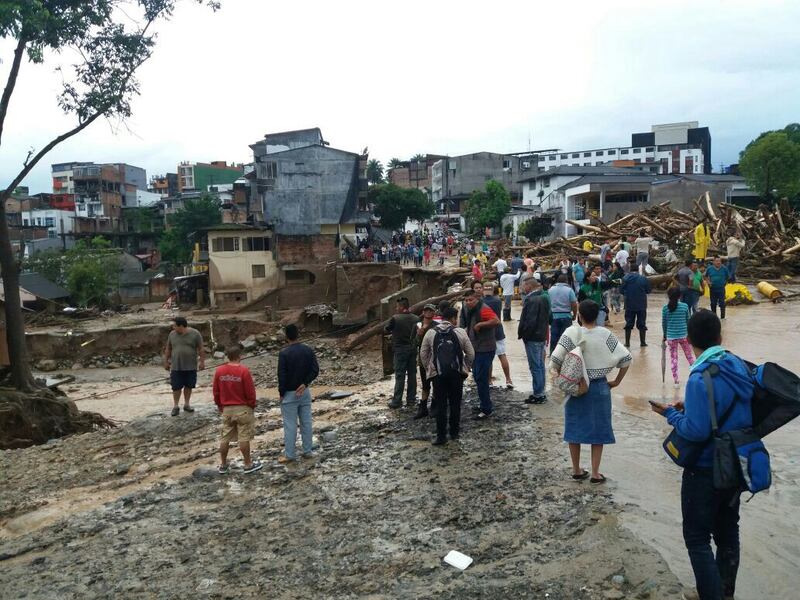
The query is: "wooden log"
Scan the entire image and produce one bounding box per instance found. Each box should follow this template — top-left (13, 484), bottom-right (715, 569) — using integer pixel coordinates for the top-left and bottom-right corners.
top-left (638, 215), bottom-right (671, 238)
top-left (343, 288), bottom-right (467, 350)
top-left (705, 191), bottom-right (717, 220)
top-left (782, 238), bottom-right (800, 256)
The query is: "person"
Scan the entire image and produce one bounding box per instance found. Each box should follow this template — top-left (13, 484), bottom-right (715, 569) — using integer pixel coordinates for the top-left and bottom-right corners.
top-left (620, 260), bottom-right (652, 347)
top-left (674, 259), bottom-right (696, 310)
top-left (163, 316), bottom-right (205, 417)
top-left (605, 261), bottom-right (624, 316)
top-left (419, 306), bottom-right (474, 445)
top-left (510, 252), bottom-right (524, 275)
top-left (649, 310), bottom-right (754, 600)
top-left (689, 261), bottom-right (706, 314)
top-left (551, 300), bottom-right (631, 484)
top-left (572, 257), bottom-right (586, 293)
top-left (578, 269), bottom-right (607, 326)
top-left (614, 243), bottom-right (630, 273)
top-left (492, 255), bottom-right (508, 275)
top-left (693, 219), bottom-right (712, 263)
top-left (499, 268), bottom-right (522, 321)
top-left (413, 304), bottom-right (437, 419)
top-left (471, 259), bottom-right (483, 281)
top-left (548, 274), bottom-right (578, 354)
top-left (423, 245), bottom-right (431, 267)
top-left (213, 346), bottom-right (262, 474)
top-left (462, 289), bottom-right (500, 418)
top-left (438, 246), bottom-right (447, 266)
top-left (725, 232), bottom-right (745, 282)
top-left (633, 229), bottom-right (653, 275)
top-left (599, 240), bottom-right (613, 271)
top-left (417, 244), bottom-right (424, 267)
top-left (518, 277), bottom-right (551, 404)
top-left (482, 281), bottom-right (513, 389)
top-left (277, 324), bottom-right (319, 463)
top-left (662, 287), bottom-right (694, 388)
top-left (384, 297), bottom-right (420, 409)
top-left (704, 256), bottom-right (730, 319)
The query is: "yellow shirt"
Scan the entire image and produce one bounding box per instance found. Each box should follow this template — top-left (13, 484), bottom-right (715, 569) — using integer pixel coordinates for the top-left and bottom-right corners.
top-left (582, 240), bottom-right (593, 252)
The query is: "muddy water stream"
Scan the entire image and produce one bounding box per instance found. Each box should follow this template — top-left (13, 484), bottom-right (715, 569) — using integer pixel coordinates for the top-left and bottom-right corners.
top-left (503, 294), bottom-right (800, 600)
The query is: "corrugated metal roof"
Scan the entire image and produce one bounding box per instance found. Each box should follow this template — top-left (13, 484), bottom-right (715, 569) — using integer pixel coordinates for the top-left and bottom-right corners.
top-left (17, 272), bottom-right (70, 300)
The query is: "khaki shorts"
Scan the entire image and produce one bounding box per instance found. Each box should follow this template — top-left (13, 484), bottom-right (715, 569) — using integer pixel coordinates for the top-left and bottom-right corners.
top-left (221, 405), bottom-right (255, 443)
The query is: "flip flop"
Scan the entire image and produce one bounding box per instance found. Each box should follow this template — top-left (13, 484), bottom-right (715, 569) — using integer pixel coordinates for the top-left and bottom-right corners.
top-left (590, 475), bottom-right (607, 484)
top-left (572, 470), bottom-right (590, 480)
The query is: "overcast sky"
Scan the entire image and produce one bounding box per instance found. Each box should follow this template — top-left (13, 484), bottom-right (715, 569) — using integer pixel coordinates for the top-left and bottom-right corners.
top-left (2, 0), bottom-right (799, 194)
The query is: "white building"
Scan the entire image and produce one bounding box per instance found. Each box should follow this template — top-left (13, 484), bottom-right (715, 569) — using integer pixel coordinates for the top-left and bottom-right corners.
top-left (532, 122), bottom-right (711, 176)
top-left (133, 189), bottom-right (162, 208)
top-left (23, 209), bottom-right (75, 238)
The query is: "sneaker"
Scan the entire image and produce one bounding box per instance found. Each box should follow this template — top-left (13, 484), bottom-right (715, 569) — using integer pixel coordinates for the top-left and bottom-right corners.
top-left (532, 395), bottom-right (547, 404)
top-left (170, 407), bottom-right (180, 417)
top-left (182, 405), bottom-right (195, 413)
top-left (243, 461), bottom-right (263, 474)
top-left (217, 463), bottom-right (229, 474)
top-left (302, 452), bottom-right (315, 459)
top-left (524, 395), bottom-right (536, 405)
top-left (431, 437), bottom-right (447, 446)
top-left (388, 402), bottom-right (402, 409)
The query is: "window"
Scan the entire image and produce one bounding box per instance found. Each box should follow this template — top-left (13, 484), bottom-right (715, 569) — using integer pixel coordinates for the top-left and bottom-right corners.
top-left (605, 192), bottom-right (647, 203)
top-left (528, 181), bottom-right (536, 190)
top-left (36, 218), bottom-right (42, 225)
top-left (560, 154), bottom-right (568, 159)
top-left (211, 236), bottom-right (239, 252)
top-left (571, 153), bottom-right (579, 158)
top-left (285, 270), bottom-right (316, 286)
top-left (595, 151), bottom-right (604, 156)
top-left (542, 177), bottom-right (551, 188)
top-left (633, 148), bottom-right (641, 154)
top-left (583, 152), bottom-right (591, 157)
top-left (245, 236), bottom-right (271, 251)
top-left (45, 217), bottom-right (55, 227)
top-left (502, 159), bottom-right (511, 169)
top-left (620, 149), bottom-right (629, 155)
top-left (251, 264), bottom-right (266, 278)
top-left (583, 162), bottom-right (591, 166)
top-left (646, 147), bottom-right (654, 152)
top-left (548, 155), bottom-right (556, 161)
top-left (259, 161), bottom-right (278, 179)
top-left (608, 149), bottom-right (616, 155)
top-left (23, 219), bottom-right (29, 226)
top-left (48, 230), bottom-right (57, 239)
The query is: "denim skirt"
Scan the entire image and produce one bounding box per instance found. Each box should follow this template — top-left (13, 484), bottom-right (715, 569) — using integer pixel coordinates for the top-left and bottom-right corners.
top-left (564, 378), bottom-right (615, 445)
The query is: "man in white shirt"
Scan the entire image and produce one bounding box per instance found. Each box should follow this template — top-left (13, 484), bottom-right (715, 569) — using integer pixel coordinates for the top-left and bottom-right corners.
top-left (634, 229), bottom-right (653, 275)
top-left (499, 269), bottom-right (522, 321)
top-left (614, 247), bottom-right (630, 273)
top-left (493, 256), bottom-right (508, 275)
top-left (725, 232), bottom-right (745, 282)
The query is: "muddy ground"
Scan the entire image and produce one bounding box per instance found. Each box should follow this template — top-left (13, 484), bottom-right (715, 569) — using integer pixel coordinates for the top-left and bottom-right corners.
top-left (0, 383), bottom-right (683, 599)
top-left (2, 288), bottom-right (799, 599)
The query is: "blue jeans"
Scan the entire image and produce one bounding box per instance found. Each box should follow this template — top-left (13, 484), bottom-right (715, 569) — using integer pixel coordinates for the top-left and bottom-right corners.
top-left (681, 467), bottom-right (740, 600)
top-left (550, 317), bottom-right (573, 354)
top-left (281, 389), bottom-right (313, 459)
top-left (727, 257), bottom-right (738, 282)
top-left (682, 289), bottom-right (700, 314)
top-left (524, 340), bottom-right (546, 397)
top-left (472, 351), bottom-right (494, 414)
top-left (710, 287), bottom-right (726, 318)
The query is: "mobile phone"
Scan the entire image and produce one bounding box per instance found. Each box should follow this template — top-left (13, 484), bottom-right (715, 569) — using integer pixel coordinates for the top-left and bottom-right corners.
top-left (647, 399), bottom-right (659, 406)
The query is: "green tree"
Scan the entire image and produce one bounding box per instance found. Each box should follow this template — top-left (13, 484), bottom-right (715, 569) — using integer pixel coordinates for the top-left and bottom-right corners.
top-left (739, 131), bottom-right (800, 202)
top-left (369, 184), bottom-right (435, 230)
top-left (387, 157), bottom-right (403, 170)
top-left (411, 153), bottom-right (425, 162)
top-left (0, 0), bottom-right (218, 391)
top-left (463, 180), bottom-right (512, 234)
top-left (159, 195), bottom-right (221, 264)
top-left (366, 159), bottom-right (385, 185)
top-left (519, 217), bottom-right (554, 242)
top-left (66, 259), bottom-right (113, 308)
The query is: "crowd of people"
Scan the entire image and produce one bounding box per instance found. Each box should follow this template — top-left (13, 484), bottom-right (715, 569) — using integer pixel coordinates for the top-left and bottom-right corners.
top-left (343, 228), bottom-right (456, 266)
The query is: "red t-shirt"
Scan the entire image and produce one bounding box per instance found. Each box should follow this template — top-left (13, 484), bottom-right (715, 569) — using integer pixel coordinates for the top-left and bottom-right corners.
top-left (212, 363), bottom-right (256, 408)
top-left (479, 306), bottom-right (496, 322)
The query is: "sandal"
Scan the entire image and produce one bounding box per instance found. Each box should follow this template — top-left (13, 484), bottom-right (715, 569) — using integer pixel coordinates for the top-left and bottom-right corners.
top-left (590, 475), bottom-right (607, 484)
top-left (572, 470), bottom-right (590, 480)
top-left (217, 463), bottom-right (229, 474)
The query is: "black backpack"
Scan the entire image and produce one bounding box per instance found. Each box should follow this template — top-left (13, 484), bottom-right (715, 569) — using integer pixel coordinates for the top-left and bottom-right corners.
top-left (434, 328), bottom-right (463, 376)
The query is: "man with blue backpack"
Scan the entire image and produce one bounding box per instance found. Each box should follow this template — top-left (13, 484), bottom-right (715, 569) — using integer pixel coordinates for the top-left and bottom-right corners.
top-left (650, 310), bottom-right (754, 600)
top-left (419, 306), bottom-right (474, 446)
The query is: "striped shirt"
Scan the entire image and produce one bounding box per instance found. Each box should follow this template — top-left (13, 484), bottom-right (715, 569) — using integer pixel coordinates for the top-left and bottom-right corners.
top-left (662, 302), bottom-right (690, 340)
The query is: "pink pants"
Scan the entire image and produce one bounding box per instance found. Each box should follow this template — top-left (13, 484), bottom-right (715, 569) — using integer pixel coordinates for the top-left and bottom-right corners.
top-left (668, 338), bottom-right (695, 383)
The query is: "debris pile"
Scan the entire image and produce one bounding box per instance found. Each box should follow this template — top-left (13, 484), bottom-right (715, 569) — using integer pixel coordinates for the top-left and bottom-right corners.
top-left (513, 196), bottom-right (800, 278)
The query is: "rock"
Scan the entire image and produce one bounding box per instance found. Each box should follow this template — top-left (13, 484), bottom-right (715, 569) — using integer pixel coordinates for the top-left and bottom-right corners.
top-left (241, 339), bottom-right (257, 350)
top-left (321, 431), bottom-right (338, 443)
top-left (603, 591), bottom-right (625, 599)
top-left (37, 359), bottom-right (59, 372)
top-left (114, 462), bottom-right (131, 476)
top-left (255, 334), bottom-right (268, 344)
top-left (192, 466), bottom-right (220, 480)
top-left (612, 575), bottom-right (626, 589)
top-left (107, 363), bottom-right (123, 369)
top-left (213, 351), bottom-right (225, 359)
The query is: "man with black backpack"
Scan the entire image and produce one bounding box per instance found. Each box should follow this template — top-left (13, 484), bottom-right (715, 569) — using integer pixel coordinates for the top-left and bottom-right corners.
top-left (650, 310), bottom-right (754, 600)
top-left (419, 306), bottom-right (474, 445)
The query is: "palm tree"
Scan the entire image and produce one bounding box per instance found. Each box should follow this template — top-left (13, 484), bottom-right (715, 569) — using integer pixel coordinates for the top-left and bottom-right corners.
top-left (366, 159), bottom-right (384, 185)
top-left (411, 153), bottom-right (426, 163)
top-left (387, 157), bottom-right (403, 170)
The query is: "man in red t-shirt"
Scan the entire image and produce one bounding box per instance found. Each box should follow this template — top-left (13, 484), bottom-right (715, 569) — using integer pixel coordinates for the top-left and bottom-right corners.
top-left (212, 346), bottom-right (261, 474)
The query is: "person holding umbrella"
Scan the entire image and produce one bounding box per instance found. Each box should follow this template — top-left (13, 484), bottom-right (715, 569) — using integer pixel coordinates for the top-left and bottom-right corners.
top-left (661, 286), bottom-right (694, 388)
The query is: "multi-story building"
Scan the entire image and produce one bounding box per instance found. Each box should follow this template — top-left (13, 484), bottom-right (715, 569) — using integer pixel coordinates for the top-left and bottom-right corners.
top-left (72, 164), bottom-right (123, 235)
top-left (110, 163), bottom-right (147, 207)
top-left (177, 161), bottom-right (242, 192)
top-left (250, 127), bottom-right (370, 267)
top-left (387, 154), bottom-right (445, 192)
top-left (431, 152), bottom-right (524, 227)
top-left (149, 173), bottom-right (179, 197)
top-left (23, 208), bottom-right (75, 239)
top-left (530, 122), bottom-right (711, 175)
top-left (51, 161), bottom-right (93, 195)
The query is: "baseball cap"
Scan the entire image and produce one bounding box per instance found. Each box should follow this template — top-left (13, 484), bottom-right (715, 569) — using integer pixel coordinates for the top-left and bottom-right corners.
top-left (423, 303), bottom-right (436, 311)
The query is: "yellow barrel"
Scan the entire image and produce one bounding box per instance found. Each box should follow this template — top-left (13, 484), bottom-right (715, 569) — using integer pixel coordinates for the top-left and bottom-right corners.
top-left (757, 281), bottom-right (783, 300)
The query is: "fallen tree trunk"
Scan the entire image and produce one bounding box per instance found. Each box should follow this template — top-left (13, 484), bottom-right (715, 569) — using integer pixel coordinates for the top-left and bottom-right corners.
top-left (343, 288), bottom-right (467, 350)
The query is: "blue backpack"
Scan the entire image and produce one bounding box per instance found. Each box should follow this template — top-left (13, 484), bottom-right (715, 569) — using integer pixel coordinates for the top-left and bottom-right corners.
top-left (705, 361), bottom-right (800, 498)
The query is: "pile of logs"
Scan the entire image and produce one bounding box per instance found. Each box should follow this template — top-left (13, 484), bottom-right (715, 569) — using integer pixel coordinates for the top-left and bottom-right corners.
top-left (510, 194), bottom-right (800, 278)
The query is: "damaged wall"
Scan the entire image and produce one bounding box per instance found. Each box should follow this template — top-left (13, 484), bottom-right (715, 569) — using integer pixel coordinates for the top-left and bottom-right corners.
top-left (334, 263), bottom-right (403, 325)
